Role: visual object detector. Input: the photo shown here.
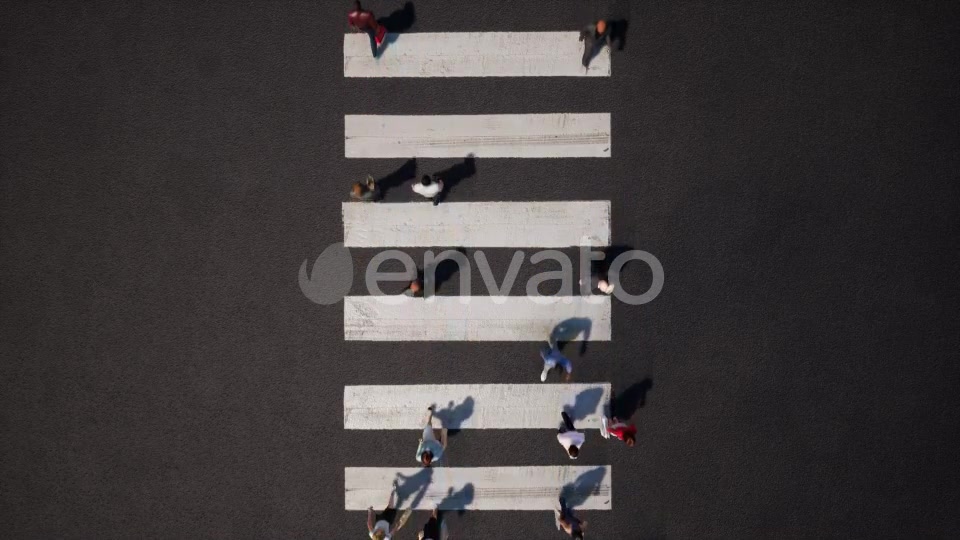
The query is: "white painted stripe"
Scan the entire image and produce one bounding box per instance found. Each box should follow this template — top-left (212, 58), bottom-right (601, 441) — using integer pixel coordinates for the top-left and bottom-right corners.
top-left (344, 383), bottom-right (611, 430)
top-left (345, 466), bottom-right (612, 510)
top-left (344, 296), bottom-right (611, 341)
top-left (342, 201), bottom-right (610, 248)
top-left (345, 113), bottom-right (611, 158)
top-left (344, 32), bottom-right (610, 78)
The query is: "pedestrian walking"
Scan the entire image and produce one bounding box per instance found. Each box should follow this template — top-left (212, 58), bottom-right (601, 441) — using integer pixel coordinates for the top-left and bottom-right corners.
top-left (367, 480), bottom-right (410, 539)
top-left (579, 19), bottom-right (612, 69)
top-left (554, 496), bottom-right (588, 538)
top-left (416, 406), bottom-right (448, 467)
top-left (540, 344), bottom-right (573, 382)
top-left (580, 271), bottom-right (614, 295)
top-left (557, 411), bottom-right (584, 459)
top-left (348, 1), bottom-right (387, 57)
top-left (402, 277), bottom-right (423, 297)
top-left (413, 175), bottom-right (444, 206)
top-left (600, 415), bottom-right (637, 447)
top-left (417, 507), bottom-right (443, 540)
top-left (351, 175), bottom-right (380, 201)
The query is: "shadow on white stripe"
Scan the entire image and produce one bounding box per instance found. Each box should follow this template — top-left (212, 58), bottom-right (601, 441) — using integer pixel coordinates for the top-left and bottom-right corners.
top-left (345, 114), bottom-right (611, 158)
top-left (343, 201), bottom-right (610, 248)
top-left (345, 466), bottom-right (612, 510)
top-left (344, 32), bottom-right (611, 78)
top-left (345, 383), bottom-right (611, 430)
top-left (344, 296), bottom-right (611, 341)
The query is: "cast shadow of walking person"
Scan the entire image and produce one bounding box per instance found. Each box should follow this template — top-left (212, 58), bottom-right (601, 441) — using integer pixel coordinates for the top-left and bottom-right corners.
top-left (562, 387), bottom-right (605, 424)
top-left (434, 154), bottom-right (476, 204)
top-left (550, 317), bottom-right (592, 356)
top-left (395, 467), bottom-right (434, 510)
top-left (609, 19), bottom-right (629, 51)
top-left (377, 2), bottom-right (416, 55)
top-left (376, 158), bottom-right (417, 199)
top-left (610, 379), bottom-right (653, 420)
top-left (560, 466), bottom-right (609, 510)
top-left (437, 483), bottom-right (474, 515)
top-left (430, 396), bottom-right (475, 437)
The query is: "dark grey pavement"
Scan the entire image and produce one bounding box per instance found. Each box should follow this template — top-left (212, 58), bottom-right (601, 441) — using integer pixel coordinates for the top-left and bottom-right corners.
top-left (2, 1), bottom-right (959, 538)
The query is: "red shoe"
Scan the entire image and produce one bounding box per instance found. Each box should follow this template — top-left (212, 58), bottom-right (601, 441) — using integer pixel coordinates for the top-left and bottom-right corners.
top-left (374, 25), bottom-right (387, 47)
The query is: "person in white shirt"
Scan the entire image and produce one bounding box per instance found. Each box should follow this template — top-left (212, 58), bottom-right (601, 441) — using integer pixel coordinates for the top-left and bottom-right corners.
top-left (366, 480), bottom-right (408, 539)
top-left (415, 406), bottom-right (448, 467)
top-left (556, 411), bottom-right (585, 459)
top-left (412, 175), bottom-right (444, 205)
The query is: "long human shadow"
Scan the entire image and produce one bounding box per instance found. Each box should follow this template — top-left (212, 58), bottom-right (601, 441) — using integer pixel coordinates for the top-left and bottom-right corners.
top-left (424, 248), bottom-right (468, 294)
top-left (377, 2), bottom-right (416, 56)
top-left (560, 466), bottom-right (608, 509)
top-left (550, 317), bottom-right (592, 356)
top-left (375, 158), bottom-right (417, 198)
top-left (394, 467), bottom-right (434, 510)
top-left (434, 154), bottom-right (477, 204)
top-left (437, 483), bottom-right (474, 516)
top-left (562, 387), bottom-right (605, 424)
top-left (592, 244), bottom-right (634, 278)
top-left (430, 396), bottom-right (475, 439)
top-left (610, 379), bottom-right (653, 420)
top-left (610, 19), bottom-right (629, 51)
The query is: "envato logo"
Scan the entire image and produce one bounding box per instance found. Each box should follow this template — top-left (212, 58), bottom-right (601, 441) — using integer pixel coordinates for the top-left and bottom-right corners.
top-left (299, 243), bottom-right (663, 306)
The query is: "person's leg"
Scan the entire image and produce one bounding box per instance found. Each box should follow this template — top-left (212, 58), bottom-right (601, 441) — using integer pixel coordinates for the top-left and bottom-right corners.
top-left (559, 496), bottom-right (570, 519)
top-left (367, 29), bottom-right (378, 57)
top-left (422, 408), bottom-right (437, 441)
top-left (561, 411), bottom-right (576, 431)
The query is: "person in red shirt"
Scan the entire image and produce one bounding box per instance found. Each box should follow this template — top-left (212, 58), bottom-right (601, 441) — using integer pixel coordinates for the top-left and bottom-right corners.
top-left (601, 415), bottom-right (637, 447)
top-left (348, 1), bottom-right (387, 56)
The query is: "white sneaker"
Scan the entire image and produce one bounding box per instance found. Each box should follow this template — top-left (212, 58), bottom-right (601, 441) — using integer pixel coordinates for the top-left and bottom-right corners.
top-left (540, 365), bottom-right (550, 382)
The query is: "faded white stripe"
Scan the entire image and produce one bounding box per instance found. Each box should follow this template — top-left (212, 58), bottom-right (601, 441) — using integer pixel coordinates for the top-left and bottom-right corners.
top-left (344, 32), bottom-right (610, 78)
top-left (342, 201), bottom-right (610, 248)
top-left (344, 296), bottom-right (611, 341)
top-left (345, 466), bottom-right (612, 510)
top-left (344, 383), bottom-right (611, 430)
top-left (345, 113), bottom-right (611, 158)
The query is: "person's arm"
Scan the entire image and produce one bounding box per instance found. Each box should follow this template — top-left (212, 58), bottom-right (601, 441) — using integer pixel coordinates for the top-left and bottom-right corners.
top-left (441, 428), bottom-right (449, 449)
top-left (367, 507), bottom-right (375, 532)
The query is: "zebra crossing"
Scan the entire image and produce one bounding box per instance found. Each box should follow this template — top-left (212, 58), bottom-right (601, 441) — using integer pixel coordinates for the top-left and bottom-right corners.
top-left (345, 113), bottom-right (612, 158)
top-left (340, 29), bottom-right (619, 521)
top-left (344, 31), bottom-right (611, 77)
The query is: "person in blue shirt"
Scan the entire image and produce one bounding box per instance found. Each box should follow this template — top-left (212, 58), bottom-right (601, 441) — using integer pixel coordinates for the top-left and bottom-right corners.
top-left (540, 344), bottom-right (574, 382)
top-left (416, 406), bottom-right (448, 467)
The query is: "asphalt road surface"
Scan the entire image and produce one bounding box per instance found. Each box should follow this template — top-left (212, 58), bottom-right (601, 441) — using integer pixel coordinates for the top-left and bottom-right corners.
top-left (2, 1), bottom-right (959, 538)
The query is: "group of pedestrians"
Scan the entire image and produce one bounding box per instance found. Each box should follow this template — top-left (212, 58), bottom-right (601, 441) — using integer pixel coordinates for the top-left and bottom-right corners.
top-left (350, 172), bottom-right (445, 206)
top-left (350, 1), bottom-right (617, 72)
top-left (350, 4), bottom-right (626, 537)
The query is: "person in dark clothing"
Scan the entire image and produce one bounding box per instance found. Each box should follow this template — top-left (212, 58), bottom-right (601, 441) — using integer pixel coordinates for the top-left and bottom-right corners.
top-left (348, 1), bottom-right (387, 57)
top-left (579, 19), bottom-right (612, 68)
top-left (418, 507), bottom-right (442, 540)
top-left (555, 496), bottom-right (588, 538)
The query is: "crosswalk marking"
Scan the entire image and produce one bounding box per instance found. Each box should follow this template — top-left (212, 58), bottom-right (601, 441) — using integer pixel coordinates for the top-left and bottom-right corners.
top-left (344, 32), bottom-right (611, 78)
top-left (343, 201), bottom-right (611, 248)
top-left (345, 383), bottom-right (611, 430)
top-left (345, 113), bottom-right (611, 158)
top-left (345, 466), bottom-right (612, 510)
top-left (344, 296), bottom-right (611, 341)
